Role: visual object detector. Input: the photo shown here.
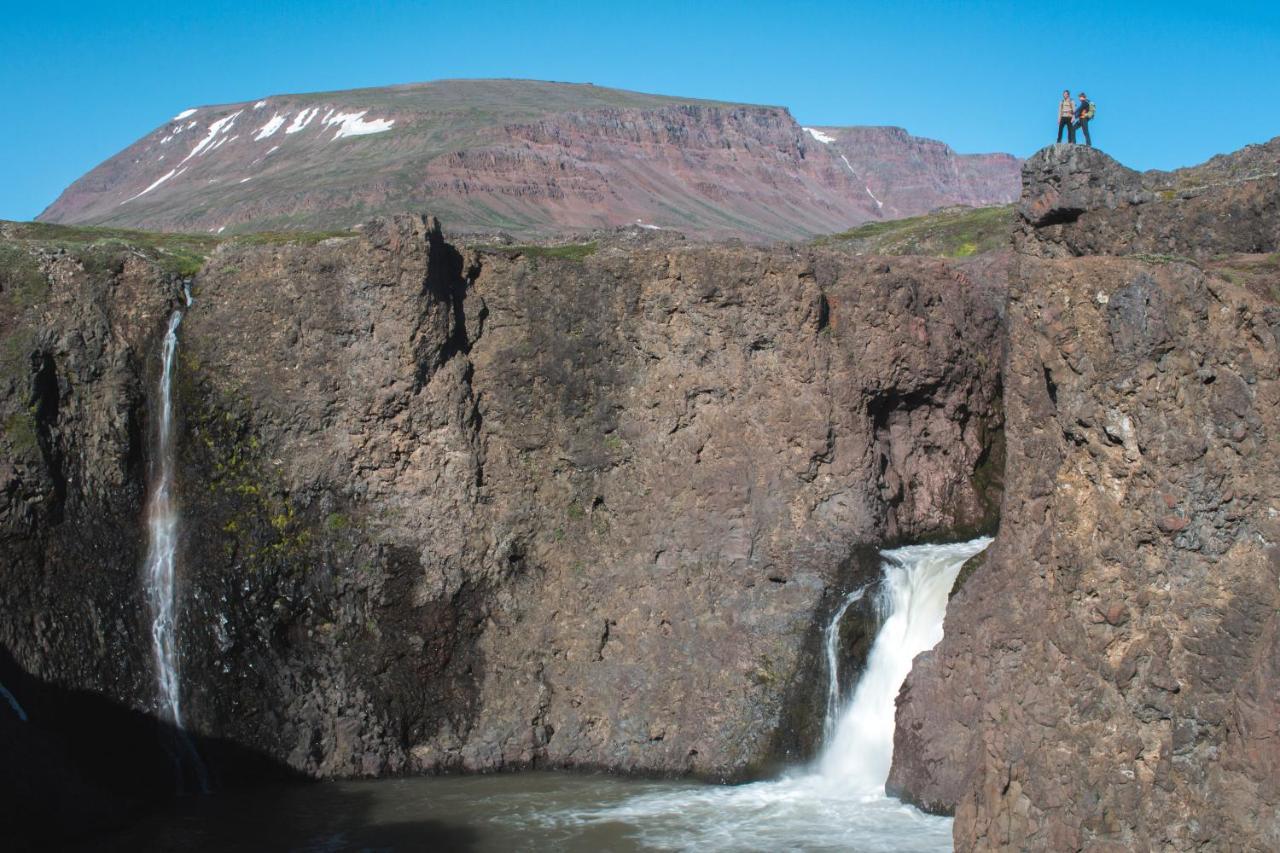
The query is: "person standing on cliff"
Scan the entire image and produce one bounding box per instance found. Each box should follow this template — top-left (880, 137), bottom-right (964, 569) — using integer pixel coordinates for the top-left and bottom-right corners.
top-left (1074, 92), bottom-right (1093, 147)
top-left (1057, 90), bottom-right (1076, 143)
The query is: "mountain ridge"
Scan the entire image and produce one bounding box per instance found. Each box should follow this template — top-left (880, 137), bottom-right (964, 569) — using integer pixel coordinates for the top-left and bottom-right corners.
top-left (38, 78), bottom-right (1021, 242)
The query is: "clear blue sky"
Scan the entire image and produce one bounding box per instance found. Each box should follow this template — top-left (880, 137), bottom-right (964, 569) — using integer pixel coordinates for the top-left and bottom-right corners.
top-left (3, 0), bottom-right (1278, 221)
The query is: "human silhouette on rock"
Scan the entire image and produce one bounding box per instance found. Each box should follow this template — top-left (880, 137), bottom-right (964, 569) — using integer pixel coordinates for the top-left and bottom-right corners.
top-left (1054, 90), bottom-right (1096, 147)
top-left (1057, 90), bottom-right (1076, 144)
top-left (1073, 92), bottom-right (1094, 147)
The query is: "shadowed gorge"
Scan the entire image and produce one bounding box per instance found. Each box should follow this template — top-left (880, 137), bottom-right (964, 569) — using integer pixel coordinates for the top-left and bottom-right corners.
top-left (0, 206), bottom-right (1004, 838)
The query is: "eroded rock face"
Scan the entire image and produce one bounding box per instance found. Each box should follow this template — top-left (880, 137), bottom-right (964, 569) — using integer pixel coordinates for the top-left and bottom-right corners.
top-left (892, 142), bottom-right (1280, 850)
top-left (819, 126), bottom-right (1021, 220)
top-left (1, 217), bottom-right (1004, 786)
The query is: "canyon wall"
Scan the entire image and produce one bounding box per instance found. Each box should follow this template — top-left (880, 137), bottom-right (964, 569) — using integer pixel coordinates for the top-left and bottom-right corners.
top-left (0, 218), bottom-right (1003, 793)
top-left (9, 136), bottom-right (1278, 850)
top-left (819, 126), bottom-right (1022, 221)
top-left (891, 142), bottom-right (1280, 850)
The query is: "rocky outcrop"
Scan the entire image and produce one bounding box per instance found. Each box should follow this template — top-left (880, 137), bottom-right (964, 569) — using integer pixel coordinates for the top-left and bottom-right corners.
top-left (891, 142), bottom-right (1280, 850)
top-left (37, 79), bottom-right (1020, 242)
top-left (1016, 141), bottom-right (1280, 258)
top-left (0, 217), bottom-right (1004, 791)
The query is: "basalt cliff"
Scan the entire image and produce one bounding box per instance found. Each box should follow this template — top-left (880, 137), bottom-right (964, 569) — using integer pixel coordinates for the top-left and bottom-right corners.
top-left (891, 140), bottom-right (1280, 850)
top-left (3, 132), bottom-right (1279, 851)
top-left (1, 211), bottom-right (1004, 837)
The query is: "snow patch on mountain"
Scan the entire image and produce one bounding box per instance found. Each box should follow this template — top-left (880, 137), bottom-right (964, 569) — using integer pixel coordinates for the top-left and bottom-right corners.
top-left (121, 166), bottom-right (187, 204)
top-left (182, 111), bottom-right (243, 164)
top-left (803, 127), bottom-right (837, 144)
top-left (324, 111), bottom-right (396, 140)
top-left (173, 108), bottom-right (197, 120)
top-left (254, 114), bottom-right (286, 141)
top-left (286, 108), bottom-right (319, 134)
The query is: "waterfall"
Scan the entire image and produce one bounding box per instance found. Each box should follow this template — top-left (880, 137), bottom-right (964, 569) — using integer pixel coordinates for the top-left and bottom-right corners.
top-left (817, 538), bottom-right (992, 791)
top-left (822, 584), bottom-right (867, 739)
top-left (142, 286), bottom-right (208, 792)
top-left (561, 537), bottom-right (991, 851)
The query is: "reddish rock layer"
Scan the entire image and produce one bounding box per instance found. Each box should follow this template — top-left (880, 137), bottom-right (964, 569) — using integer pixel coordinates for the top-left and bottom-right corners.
top-left (37, 79), bottom-right (1020, 242)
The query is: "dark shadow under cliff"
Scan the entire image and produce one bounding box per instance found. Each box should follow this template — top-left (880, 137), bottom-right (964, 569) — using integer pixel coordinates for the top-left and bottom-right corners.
top-left (0, 646), bottom-right (312, 851)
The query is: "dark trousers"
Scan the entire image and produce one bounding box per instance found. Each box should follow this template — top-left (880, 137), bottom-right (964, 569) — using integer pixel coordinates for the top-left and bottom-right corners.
top-left (1057, 117), bottom-right (1075, 143)
top-left (1075, 118), bottom-right (1091, 146)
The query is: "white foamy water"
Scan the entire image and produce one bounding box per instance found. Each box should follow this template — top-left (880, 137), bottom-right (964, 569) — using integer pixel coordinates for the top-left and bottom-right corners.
top-left (142, 287), bottom-right (208, 791)
top-left (543, 537), bottom-right (991, 851)
top-left (823, 584), bottom-right (867, 739)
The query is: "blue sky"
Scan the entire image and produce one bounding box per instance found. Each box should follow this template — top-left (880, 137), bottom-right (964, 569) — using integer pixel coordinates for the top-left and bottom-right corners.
top-left (3, 0), bottom-right (1278, 221)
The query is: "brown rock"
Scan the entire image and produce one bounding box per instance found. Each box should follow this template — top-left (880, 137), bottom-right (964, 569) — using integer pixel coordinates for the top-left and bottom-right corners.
top-left (0, 217), bottom-right (1005, 785)
top-left (892, 140), bottom-right (1280, 850)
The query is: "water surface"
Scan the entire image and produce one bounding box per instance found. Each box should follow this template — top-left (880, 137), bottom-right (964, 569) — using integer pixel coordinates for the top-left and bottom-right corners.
top-left (90, 770), bottom-right (952, 852)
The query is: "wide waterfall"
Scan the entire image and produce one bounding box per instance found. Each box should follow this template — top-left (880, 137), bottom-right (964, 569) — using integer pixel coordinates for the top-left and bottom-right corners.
top-left (818, 539), bottom-right (992, 791)
top-left (550, 537), bottom-right (992, 851)
top-left (141, 286), bottom-right (208, 792)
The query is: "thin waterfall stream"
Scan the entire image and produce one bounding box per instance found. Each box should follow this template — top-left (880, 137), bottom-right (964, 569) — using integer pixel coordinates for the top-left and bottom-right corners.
top-left (823, 583), bottom-right (867, 740)
top-left (142, 285), bottom-right (208, 792)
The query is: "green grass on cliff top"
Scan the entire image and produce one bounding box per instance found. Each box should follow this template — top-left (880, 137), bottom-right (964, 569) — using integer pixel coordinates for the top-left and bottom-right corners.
top-left (0, 220), bottom-right (350, 277)
top-left (813, 204), bottom-right (1013, 257)
top-left (2, 221), bottom-right (220, 276)
top-left (495, 242), bottom-right (599, 261)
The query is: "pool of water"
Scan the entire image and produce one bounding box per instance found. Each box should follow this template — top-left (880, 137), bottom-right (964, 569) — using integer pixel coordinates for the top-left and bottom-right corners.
top-left (83, 770), bottom-right (953, 852)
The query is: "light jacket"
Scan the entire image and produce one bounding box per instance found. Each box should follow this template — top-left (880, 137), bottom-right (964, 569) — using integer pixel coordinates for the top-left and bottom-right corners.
top-left (1059, 98), bottom-right (1075, 119)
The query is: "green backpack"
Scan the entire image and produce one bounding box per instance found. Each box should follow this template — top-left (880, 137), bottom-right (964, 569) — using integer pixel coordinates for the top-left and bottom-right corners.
top-left (1085, 101), bottom-right (1097, 120)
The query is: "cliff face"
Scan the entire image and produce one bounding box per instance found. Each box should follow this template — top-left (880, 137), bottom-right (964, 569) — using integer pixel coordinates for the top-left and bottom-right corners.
top-left (891, 143), bottom-right (1280, 850)
top-left (813, 126), bottom-right (1022, 220)
top-left (0, 218), bottom-right (1003, 787)
top-left (37, 79), bottom-right (1019, 242)
top-left (0, 233), bottom-right (178, 707)
top-left (10, 134), bottom-right (1280, 847)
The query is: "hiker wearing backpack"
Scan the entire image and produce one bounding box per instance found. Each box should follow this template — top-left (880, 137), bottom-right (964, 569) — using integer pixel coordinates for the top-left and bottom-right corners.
top-left (1074, 92), bottom-right (1095, 147)
top-left (1057, 90), bottom-right (1076, 143)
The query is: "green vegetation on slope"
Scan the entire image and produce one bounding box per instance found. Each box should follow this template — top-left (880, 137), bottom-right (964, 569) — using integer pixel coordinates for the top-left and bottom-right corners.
top-left (1208, 252), bottom-right (1280, 303)
top-left (501, 242), bottom-right (599, 260)
top-left (0, 243), bottom-right (49, 307)
top-left (814, 205), bottom-right (1013, 257)
top-left (0, 220), bottom-right (354, 278)
top-left (2, 220), bottom-right (220, 277)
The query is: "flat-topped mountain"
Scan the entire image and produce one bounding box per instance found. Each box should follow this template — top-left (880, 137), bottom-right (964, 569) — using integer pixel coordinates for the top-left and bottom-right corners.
top-left (38, 79), bottom-right (1020, 241)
